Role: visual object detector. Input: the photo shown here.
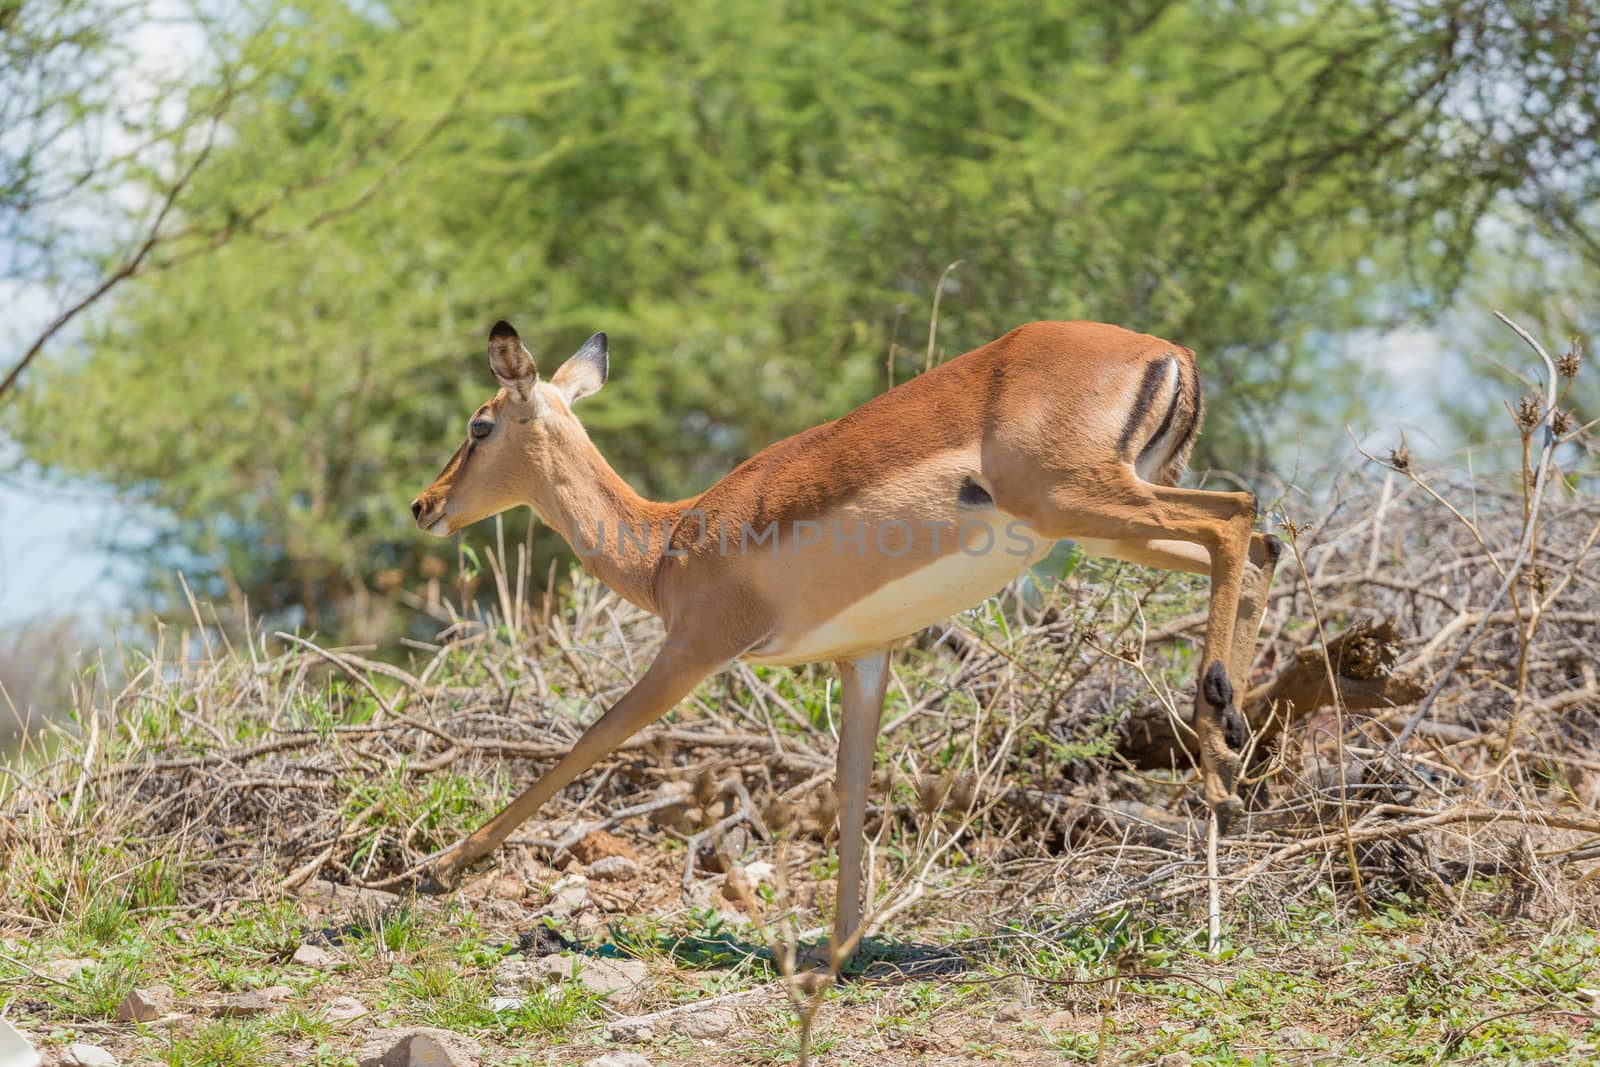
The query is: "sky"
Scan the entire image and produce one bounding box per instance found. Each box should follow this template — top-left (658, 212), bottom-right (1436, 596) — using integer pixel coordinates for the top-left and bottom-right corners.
top-left (0, 4), bottom-right (204, 631)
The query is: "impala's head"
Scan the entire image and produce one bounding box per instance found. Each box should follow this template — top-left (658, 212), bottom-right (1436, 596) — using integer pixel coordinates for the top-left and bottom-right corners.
top-left (410, 320), bottom-right (608, 536)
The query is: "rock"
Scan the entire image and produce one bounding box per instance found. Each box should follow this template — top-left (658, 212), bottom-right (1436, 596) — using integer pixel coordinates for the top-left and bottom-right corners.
top-left (527, 953), bottom-right (648, 996)
top-left (606, 1017), bottom-right (655, 1042)
top-left (326, 996), bottom-right (368, 1021)
top-left (215, 984), bottom-right (293, 1018)
top-left (116, 986), bottom-right (173, 1023)
top-left (1037, 1009), bottom-right (1083, 1032)
top-left (995, 1000), bottom-right (1026, 1023)
top-left (568, 830), bottom-right (636, 866)
top-left (702, 825), bottom-right (754, 872)
top-left (1156, 1054), bottom-right (1193, 1067)
top-left (719, 860), bottom-right (775, 905)
top-left (548, 876), bottom-right (591, 913)
top-left (299, 878), bottom-right (400, 909)
top-left (46, 958), bottom-right (97, 981)
top-left (588, 856), bottom-right (640, 882)
top-left (583, 1054), bottom-right (653, 1067)
top-left (493, 958), bottom-right (540, 994)
top-left (531, 954), bottom-right (578, 983)
top-left (575, 957), bottom-right (649, 995)
top-left (292, 943), bottom-right (342, 969)
top-left (357, 1027), bottom-right (482, 1067)
top-left (1277, 1027), bottom-right (1319, 1048)
top-left (671, 1009), bottom-right (734, 1039)
top-left (739, 860), bottom-right (775, 888)
top-left (60, 1043), bottom-right (118, 1067)
top-left (488, 996), bottom-right (522, 1013)
top-left (487, 876), bottom-right (526, 901)
top-left (462, 875), bottom-right (526, 902)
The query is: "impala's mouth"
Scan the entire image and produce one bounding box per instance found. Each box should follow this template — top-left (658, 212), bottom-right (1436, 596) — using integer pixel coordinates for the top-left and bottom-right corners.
top-left (412, 496), bottom-right (452, 536)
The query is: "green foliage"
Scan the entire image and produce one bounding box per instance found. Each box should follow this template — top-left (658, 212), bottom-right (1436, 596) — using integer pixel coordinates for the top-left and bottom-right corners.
top-left (8, 0), bottom-right (1598, 634)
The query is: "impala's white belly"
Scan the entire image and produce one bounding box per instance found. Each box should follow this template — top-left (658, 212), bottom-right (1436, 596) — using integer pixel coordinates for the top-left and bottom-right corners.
top-left (743, 516), bottom-right (1055, 666)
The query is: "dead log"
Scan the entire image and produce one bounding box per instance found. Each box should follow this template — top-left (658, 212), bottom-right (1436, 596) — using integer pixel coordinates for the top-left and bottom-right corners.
top-left (1117, 618), bottom-right (1427, 770)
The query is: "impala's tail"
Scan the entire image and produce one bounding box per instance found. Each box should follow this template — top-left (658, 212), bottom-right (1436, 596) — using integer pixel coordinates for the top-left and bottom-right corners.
top-left (1122, 348), bottom-right (1203, 486)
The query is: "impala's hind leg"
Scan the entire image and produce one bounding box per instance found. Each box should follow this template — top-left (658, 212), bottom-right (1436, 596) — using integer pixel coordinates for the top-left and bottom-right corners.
top-left (1096, 531), bottom-right (1284, 749)
top-left (1006, 475), bottom-right (1259, 828)
top-left (1229, 533), bottom-right (1284, 700)
top-left (827, 650), bottom-right (891, 965)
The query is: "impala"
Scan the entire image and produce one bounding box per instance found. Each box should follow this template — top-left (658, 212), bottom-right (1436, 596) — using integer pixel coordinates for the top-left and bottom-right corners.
top-left (410, 319), bottom-right (1282, 959)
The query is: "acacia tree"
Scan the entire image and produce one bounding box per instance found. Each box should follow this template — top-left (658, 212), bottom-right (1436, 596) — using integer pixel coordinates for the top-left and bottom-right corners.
top-left (5, 0), bottom-right (1598, 638)
top-left (0, 0), bottom-right (476, 399)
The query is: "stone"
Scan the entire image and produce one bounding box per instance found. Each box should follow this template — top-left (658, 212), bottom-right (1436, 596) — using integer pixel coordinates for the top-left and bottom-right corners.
top-left (1156, 1054), bottom-right (1193, 1067)
top-left (574, 957), bottom-right (648, 996)
top-left (357, 1027), bottom-right (482, 1067)
top-left (493, 957), bottom-right (540, 994)
top-left (46, 958), bottom-right (97, 981)
top-left (605, 1017), bottom-right (655, 1042)
top-left (670, 1009), bottom-right (734, 1039)
top-left (719, 861), bottom-right (774, 905)
top-left (326, 996), bottom-right (368, 1021)
top-left (549, 876), bottom-right (591, 913)
top-left (299, 878), bottom-right (400, 909)
top-left (292, 943), bottom-right (342, 969)
top-left (116, 986), bottom-right (173, 1023)
top-left (488, 996), bottom-right (522, 1013)
top-left (462, 875), bottom-right (526, 902)
top-left (583, 1054), bottom-right (653, 1067)
top-left (215, 984), bottom-right (293, 1018)
top-left (995, 1000), bottom-right (1026, 1023)
top-left (568, 830), bottom-right (636, 866)
top-left (487, 876), bottom-right (527, 901)
top-left (527, 953), bottom-right (648, 995)
top-left (60, 1044), bottom-right (117, 1067)
top-left (738, 860), bottom-right (775, 888)
top-left (532, 954), bottom-right (578, 983)
top-left (588, 856), bottom-right (641, 882)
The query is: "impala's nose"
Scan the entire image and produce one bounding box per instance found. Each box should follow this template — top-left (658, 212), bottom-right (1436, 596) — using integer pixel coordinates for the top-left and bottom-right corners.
top-left (412, 493), bottom-right (449, 535)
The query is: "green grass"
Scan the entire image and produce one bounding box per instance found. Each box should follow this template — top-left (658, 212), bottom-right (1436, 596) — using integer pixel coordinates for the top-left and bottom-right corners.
top-left (44, 954), bottom-right (144, 1021)
top-left (391, 955), bottom-right (495, 1029)
top-left (164, 1019), bottom-right (273, 1067)
top-left (499, 984), bottom-right (607, 1038)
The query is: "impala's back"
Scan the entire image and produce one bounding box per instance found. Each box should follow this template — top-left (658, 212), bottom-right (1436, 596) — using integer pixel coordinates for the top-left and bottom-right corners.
top-left (650, 320), bottom-right (1203, 662)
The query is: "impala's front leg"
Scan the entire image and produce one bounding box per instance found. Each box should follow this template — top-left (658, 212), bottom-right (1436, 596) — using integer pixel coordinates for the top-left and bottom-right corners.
top-left (421, 631), bottom-right (744, 893)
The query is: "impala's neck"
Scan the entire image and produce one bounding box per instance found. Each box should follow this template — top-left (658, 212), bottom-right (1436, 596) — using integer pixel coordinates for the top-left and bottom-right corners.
top-left (526, 423), bottom-right (675, 614)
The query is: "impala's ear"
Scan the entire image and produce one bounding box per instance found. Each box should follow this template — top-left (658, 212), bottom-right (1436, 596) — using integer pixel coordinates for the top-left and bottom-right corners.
top-left (487, 320), bottom-right (538, 397)
top-left (550, 332), bottom-right (608, 405)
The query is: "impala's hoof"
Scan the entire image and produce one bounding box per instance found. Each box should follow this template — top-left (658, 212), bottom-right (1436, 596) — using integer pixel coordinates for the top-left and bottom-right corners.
top-left (415, 869), bottom-right (458, 896)
top-left (1212, 795), bottom-right (1244, 836)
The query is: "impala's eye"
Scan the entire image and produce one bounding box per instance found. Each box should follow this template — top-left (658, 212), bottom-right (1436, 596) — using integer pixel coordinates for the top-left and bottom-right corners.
top-left (470, 419), bottom-right (493, 440)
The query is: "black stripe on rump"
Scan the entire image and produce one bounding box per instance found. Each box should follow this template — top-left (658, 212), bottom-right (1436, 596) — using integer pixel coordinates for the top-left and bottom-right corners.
top-left (1117, 356), bottom-right (1177, 459)
top-left (1169, 358), bottom-right (1203, 463)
